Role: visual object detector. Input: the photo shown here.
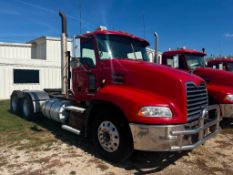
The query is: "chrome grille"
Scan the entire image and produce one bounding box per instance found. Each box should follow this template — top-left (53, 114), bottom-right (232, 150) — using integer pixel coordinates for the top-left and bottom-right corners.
top-left (186, 82), bottom-right (208, 121)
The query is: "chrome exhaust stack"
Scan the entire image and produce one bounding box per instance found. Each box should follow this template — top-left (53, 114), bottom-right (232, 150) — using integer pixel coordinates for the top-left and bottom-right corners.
top-left (59, 11), bottom-right (68, 97)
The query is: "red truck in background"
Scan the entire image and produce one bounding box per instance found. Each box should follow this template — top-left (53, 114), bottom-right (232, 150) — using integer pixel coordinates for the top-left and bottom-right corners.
top-left (10, 12), bottom-right (220, 162)
top-left (207, 58), bottom-right (233, 72)
top-left (159, 48), bottom-right (233, 118)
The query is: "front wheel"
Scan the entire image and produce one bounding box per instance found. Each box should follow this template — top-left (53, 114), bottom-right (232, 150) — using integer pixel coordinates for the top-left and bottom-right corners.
top-left (92, 110), bottom-right (133, 162)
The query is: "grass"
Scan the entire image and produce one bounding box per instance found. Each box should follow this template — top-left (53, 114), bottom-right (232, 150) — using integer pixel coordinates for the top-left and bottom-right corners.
top-left (0, 100), bottom-right (32, 131)
top-left (0, 100), bottom-right (85, 151)
top-left (0, 100), bottom-right (57, 150)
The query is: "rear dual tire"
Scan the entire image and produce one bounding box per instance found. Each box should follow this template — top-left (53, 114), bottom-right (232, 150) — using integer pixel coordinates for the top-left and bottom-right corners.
top-left (21, 95), bottom-right (35, 120)
top-left (10, 92), bottom-right (36, 120)
top-left (10, 91), bottom-right (21, 114)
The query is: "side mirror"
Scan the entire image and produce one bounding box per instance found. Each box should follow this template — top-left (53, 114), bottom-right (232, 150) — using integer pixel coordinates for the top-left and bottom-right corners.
top-left (219, 63), bottom-right (223, 70)
top-left (70, 36), bottom-right (81, 68)
top-left (173, 55), bottom-right (179, 68)
top-left (72, 36), bottom-right (81, 58)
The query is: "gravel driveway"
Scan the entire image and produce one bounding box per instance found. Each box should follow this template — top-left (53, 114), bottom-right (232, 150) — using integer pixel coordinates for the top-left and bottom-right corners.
top-left (0, 118), bottom-right (233, 175)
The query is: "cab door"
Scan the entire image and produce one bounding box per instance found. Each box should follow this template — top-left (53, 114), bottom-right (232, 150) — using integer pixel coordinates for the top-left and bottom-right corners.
top-left (72, 36), bottom-right (101, 101)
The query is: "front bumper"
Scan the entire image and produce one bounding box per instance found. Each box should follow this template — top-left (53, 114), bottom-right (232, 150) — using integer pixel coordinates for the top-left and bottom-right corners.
top-left (129, 105), bottom-right (221, 152)
top-left (220, 104), bottom-right (233, 118)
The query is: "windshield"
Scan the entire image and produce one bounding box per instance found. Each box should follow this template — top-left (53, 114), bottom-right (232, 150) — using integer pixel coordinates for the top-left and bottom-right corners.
top-left (96, 34), bottom-right (149, 61)
top-left (185, 54), bottom-right (206, 69)
top-left (226, 62), bottom-right (233, 72)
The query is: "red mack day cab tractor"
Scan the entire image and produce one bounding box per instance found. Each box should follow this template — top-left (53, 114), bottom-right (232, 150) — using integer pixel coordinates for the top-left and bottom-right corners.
top-left (207, 58), bottom-right (233, 72)
top-left (10, 12), bottom-right (221, 162)
top-left (156, 40), bottom-right (233, 119)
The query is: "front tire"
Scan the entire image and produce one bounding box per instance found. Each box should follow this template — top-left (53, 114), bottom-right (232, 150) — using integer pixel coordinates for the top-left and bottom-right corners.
top-left (92, 110), bottom-right (133, 162)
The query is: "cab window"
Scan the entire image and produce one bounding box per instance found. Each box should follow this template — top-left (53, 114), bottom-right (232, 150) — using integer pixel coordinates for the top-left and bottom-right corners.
top-left (81, 38), bottom-right (96, 67)
top-left (226, 62), bottom-right (233, 72)
top-left (167, 57), bottom-right (174, 67)
top-left (165, 55), bottom-right (179, 68)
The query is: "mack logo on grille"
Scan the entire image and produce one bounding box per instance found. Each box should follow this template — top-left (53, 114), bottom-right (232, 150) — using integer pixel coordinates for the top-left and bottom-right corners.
top-left (186, 82), bottom-right (208, 122)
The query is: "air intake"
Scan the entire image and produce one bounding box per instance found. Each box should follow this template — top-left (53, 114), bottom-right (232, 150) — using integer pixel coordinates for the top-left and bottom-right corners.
top-left (186, 82), bottom-right (208, 122)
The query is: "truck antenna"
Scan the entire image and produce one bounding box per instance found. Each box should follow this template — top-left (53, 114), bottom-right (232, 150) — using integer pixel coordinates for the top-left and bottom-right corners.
top-left (79, 1), bottom-right (82, 34)
top-left (142, 14), bottom-right (146, 39)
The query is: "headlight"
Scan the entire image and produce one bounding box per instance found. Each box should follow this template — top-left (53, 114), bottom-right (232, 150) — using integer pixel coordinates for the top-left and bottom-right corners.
top-left (225, 94), bottom-right (233, 102)
top-left (138, 106), bottom-right (172, 118)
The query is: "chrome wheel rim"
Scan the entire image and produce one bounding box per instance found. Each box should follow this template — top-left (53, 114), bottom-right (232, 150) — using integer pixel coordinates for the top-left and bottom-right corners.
top-left (22, 99), bottom-right (30, 117)
top-left (98, 121), bottom-right (120, 152)
top-left (11, 96), bottom-right (17, 112)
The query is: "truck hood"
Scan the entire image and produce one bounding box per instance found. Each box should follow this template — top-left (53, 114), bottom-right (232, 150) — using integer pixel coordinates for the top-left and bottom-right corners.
top-left (109, 59), bottom-right (203, 85)
top-left (101, 59), bottom-right (206, 122)
top-left (194, 67), bottom-right (233, 103)
top-left (194, 67), bottom-right (233, 87)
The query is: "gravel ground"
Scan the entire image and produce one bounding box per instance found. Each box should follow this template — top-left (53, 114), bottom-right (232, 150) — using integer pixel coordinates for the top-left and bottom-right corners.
top-left (0, 119), bottom-right (233, 175)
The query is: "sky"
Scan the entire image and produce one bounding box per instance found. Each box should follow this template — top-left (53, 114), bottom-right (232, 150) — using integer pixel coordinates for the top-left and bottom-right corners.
top-left (0, 0), bottom-right (233, 56)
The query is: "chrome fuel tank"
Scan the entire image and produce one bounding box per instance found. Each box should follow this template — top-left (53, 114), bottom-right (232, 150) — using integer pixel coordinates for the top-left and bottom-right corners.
top-left (41, 99), bottom-right (72, 123)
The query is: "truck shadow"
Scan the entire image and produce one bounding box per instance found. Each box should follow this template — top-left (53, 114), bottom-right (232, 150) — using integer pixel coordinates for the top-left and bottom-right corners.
top-left (14, 113), bottom-right (189, 174)
top-left (116, 151), bottom-right (188, 174)
top-left (220, 118), bottom-right (233, 136)
top-left (220, 118), bottom-right (233, 129)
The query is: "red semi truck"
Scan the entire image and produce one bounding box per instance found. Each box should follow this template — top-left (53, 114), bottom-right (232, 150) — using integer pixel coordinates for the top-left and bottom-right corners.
top-left (207, 58), bottom-right (233, 72)
top-left (159, 48), bottom-right (233, 118)
top-left (10, 12), bottom-right (220, 162)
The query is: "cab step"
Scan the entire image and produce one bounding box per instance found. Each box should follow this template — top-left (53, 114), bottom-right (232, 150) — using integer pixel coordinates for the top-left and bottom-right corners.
top-left (61, 125), bottom-right (81, 135)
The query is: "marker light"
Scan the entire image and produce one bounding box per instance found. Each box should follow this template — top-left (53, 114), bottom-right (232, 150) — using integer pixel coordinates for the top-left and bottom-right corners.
top-left (96, 26), bottom-right (107, 31)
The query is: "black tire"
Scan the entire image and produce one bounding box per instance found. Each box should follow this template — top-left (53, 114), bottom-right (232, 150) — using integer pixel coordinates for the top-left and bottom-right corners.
top-left (10, 91), bottom-right (20, 114)
top-left (92, 109), bottom-right (133, 162)
top-left (21, 94), bottom-right (36, 120)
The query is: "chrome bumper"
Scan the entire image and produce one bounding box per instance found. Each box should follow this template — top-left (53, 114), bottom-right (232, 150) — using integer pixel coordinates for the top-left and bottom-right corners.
top-left (129, 105), bottom-right (221, 152)
top-left (220, 104), bottom-right (233, 118)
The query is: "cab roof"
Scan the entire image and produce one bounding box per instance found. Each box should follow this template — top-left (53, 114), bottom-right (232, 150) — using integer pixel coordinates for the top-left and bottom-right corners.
top-left (163, 48), bottom-right (206, 57)
top-left (80, 29), bottom-right (149, 46)
top-left (208, 58), bottom-right (233, 64)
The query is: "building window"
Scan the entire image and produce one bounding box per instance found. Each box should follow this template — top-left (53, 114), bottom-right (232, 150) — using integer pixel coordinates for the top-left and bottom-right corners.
top-left (13, 69), bottom-right (39, 84)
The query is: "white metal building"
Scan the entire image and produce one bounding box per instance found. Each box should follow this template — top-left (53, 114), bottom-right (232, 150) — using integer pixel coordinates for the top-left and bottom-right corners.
top-left (0, 36), bottom-right (71, 100)
top-left (146, 47), bottom-right (162, 63)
